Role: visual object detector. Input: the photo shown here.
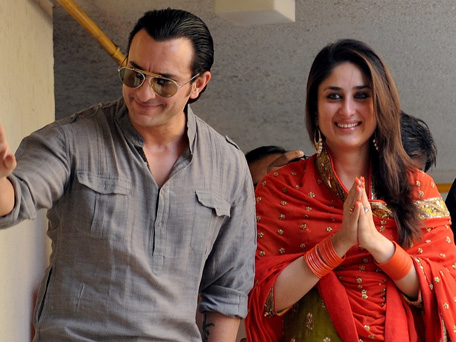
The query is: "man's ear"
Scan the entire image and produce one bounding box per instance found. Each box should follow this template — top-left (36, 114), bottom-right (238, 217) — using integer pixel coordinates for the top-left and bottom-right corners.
top-left (190, 71), bottom-right (211, 100)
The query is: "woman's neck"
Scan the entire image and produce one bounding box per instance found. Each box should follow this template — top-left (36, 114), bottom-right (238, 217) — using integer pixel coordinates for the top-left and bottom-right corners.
top-left (329, 145), bottom-right (370, 190)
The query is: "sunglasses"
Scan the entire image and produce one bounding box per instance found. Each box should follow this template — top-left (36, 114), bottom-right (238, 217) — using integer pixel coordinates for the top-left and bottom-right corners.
top-left (118, 66), bottom-right (199, 98)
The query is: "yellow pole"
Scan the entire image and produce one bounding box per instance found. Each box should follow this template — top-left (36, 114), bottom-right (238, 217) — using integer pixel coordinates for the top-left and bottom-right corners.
top-left (56, 0), bottom-right (125, 65)
top-left (437, 183), bottom-right (453, 194)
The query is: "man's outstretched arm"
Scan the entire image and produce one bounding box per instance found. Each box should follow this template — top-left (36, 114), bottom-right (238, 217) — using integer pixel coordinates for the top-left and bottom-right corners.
top-left (0, 123), bottom-right (16, 216)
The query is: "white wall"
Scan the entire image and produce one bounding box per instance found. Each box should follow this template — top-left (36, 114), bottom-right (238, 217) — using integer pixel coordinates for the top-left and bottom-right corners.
top-left (0, 0), bottom-right (54, 340)
top-left (52, 1), bottom-right (456, 186)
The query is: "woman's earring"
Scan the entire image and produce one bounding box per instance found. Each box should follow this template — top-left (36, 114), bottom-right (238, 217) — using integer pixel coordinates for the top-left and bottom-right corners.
top-left (314, 128), bottom-right (323, 155)
top-left (373, 135), bottom-right (379, 152)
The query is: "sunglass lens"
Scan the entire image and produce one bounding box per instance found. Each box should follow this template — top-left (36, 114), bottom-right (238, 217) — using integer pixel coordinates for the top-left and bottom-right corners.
top-left (119, 68), bottom-right (145, 88)
top-left (151, 78), bottom-right (178, 97)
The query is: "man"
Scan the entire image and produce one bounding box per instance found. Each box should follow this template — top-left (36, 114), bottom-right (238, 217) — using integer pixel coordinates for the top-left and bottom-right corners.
top-left (245, 145), bottom-right (305, 187)
top-left (0, 9), bottom-right (256, 342)
top-left (446, 181), bottom-right (456, 235)
top-left (400, 112), bottom-right (456, 236)
top-left (400, 111), bottom-right (437, 172)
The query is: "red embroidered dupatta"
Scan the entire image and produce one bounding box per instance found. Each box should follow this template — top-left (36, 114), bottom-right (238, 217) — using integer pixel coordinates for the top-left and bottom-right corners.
top-left (246, 151), bottom-right (456, 342)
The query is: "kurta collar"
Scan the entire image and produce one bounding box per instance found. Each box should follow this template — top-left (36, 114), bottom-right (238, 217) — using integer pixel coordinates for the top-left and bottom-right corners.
top-left (114, 97), bottom-right (196, 156)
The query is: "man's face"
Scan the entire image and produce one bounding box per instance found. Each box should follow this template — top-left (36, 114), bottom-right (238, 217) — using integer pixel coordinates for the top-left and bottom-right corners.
top-left (248, 153), bottom-right (282, 187)
top-left (410, 155), bottom-right (427, 172)
top-left (122, 29), bottom-right (203, 132)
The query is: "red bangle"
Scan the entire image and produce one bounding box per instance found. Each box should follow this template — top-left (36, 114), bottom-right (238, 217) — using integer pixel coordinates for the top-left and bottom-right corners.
top-left (319, 235), bottom-right (345, 268)
top-left (305, 236), bottom-right (345, 278)
top-left (376, 241), bottom-right (413, 280)
top-left (305, 245), bottom-right (331, 278)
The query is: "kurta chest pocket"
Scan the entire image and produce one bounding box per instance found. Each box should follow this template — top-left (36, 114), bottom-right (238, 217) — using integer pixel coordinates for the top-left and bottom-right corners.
top-left (192, 191), bottom-right (231, 255)
top-left (73, 172), bottom-right (131, 240)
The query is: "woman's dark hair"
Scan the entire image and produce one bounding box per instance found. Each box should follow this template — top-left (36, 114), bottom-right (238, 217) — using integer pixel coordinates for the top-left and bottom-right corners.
top-left (305, 39), bottom-right (421, 247)
top-left (127, 8), bottom-right (214, 102)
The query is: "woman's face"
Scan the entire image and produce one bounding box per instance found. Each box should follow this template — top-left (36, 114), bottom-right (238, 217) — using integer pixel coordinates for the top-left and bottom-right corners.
top-left (317, 62), bottom-right (376, 155)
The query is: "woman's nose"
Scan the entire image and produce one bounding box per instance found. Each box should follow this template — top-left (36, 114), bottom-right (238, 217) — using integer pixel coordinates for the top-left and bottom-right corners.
top-left (340, 98), bottom-right (355, 116)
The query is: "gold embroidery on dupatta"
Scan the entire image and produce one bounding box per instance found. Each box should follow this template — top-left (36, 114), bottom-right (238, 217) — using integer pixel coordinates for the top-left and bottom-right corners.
top-left (415, 198), bottom-right (450, 219)
top-left (370, 202), bottom-right (394, 219)
top-left (264, 288), bottom-right (275, 317)
top-left (315, 148), bottom-right (347, 202)
top-left (315, 146), bottom-right (394, 220)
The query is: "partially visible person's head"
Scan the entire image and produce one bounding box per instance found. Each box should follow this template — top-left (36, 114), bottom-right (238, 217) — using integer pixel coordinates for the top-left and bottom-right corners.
top-left (401, 111), bottom-right (437, 172)
top-left (126, 8), bottom-right (214, 103)
top-left (245, 146), bottom-right (287, 187)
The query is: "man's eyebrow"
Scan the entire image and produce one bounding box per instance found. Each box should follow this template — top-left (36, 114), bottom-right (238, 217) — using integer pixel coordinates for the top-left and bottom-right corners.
top-left (129, 61), bottom-right (143, 70)
top-left (129, 61), bottom-right (174, 79)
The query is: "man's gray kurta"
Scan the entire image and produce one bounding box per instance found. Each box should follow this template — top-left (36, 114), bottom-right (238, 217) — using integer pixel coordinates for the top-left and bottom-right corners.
top-left (0, 98), bottom-right (256, 341)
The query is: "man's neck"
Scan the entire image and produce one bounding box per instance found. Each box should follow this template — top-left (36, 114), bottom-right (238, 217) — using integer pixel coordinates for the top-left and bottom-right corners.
top-left (135, 113), bottom-right (188, 187)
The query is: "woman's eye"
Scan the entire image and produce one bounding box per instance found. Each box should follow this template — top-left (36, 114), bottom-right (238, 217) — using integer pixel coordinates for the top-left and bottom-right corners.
top-left (355, 92), bottom-right (370, 99)
top-left (327, 93), bottom-right (342, 100)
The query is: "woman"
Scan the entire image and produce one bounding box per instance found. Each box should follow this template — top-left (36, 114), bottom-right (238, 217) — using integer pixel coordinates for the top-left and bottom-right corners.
top-left (246, 39), bottom-right (456, 341)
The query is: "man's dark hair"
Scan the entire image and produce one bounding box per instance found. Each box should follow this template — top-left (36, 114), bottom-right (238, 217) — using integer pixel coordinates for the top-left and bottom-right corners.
top-left (127, 8), bottom-right (214, 102)
top-left (245, 145), bottom-right (287, 165)
top-left (401, 111), bottom-right (437, 172)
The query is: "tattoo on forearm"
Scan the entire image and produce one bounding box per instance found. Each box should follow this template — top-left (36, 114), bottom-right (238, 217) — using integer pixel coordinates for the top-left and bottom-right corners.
top-left (201, 313), bottom-right (215, 342)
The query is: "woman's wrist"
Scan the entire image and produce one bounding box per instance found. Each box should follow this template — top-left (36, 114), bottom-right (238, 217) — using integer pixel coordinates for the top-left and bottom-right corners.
top-left (375, 241), bottom-right (413, 280)
top-left (331, 233), bottom-right (352, 258)
top-left (366, 235), bottom-right (395, 264)
top-left (304, 235), bottom-right (345, 279)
